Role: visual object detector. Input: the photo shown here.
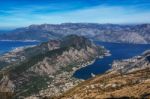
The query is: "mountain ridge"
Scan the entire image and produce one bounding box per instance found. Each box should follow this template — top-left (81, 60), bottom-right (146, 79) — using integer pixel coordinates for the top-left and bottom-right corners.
top-left (0, 35), bottom-right (106, 98)
top-left (0, 23), bottom-right (150, 44)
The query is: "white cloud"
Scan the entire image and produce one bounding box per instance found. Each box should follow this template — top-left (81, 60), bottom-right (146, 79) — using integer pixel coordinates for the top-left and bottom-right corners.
top-left (33, 5), bottom-right (150, 23)
top-left (0, 4), bottom-right (150, 28)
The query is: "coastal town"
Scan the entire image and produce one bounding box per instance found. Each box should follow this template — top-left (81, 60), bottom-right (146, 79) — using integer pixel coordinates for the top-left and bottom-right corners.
top-left (0, 45), bottom-right (36, 64)
top-left (27, 59), bottom-right (98, 98)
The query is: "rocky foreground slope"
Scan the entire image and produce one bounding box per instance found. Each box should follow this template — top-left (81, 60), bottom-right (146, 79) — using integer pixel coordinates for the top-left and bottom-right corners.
top-left (0, 23), bottom-right (150, 44)
top-left (55, 50), bottom-right (150, 99)
top-left (0, 35), bottom-right (106, 98)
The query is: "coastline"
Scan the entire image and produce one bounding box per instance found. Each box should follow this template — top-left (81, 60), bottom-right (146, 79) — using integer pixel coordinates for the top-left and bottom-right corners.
top-left (0, 40), bottom-right (40, 42)
top-left (0, 45), bottom-right (36, 57)
top-left (0, 41), bottom-right (39, 56)
top-left (0, 45), bottom-right (38, 68)
top-left (9, 45), bottom-right (36, 53)
top-left (72, 49), bottom-right (111, 79)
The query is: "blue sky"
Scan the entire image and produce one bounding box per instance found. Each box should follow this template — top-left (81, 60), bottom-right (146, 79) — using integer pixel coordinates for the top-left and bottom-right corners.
top-left (0, 0), bottom-right (150, 29)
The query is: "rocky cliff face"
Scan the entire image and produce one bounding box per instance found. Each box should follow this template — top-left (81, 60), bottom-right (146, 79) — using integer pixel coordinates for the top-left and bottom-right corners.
top-left (0, 23), bottom-right (150, 44)
top-left (0, 75), bottom-right (15, 92)
top-left (56, 50), bottom-right (150, 99)
top-left (0, 35), bottom-right (106, 98)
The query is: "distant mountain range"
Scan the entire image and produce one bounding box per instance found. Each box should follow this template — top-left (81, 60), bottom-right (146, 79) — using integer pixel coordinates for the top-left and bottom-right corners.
top-left (0, 23), bottom-right (150, 44)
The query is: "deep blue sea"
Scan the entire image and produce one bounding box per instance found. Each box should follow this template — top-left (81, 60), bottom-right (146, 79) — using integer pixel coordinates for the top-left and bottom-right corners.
top-left (0, 41), bottom-right (39, 55)
top-left (73, 42), bottom-right (150, 79)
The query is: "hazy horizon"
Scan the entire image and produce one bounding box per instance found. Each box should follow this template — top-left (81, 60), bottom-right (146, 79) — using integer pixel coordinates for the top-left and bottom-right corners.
top-left (1, 22), bottom-right (150, 30)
